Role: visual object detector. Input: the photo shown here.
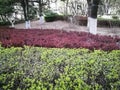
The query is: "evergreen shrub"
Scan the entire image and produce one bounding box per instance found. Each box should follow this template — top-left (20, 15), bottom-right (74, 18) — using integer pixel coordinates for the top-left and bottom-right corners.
top-left (0, 46), bottom-right (120, 90)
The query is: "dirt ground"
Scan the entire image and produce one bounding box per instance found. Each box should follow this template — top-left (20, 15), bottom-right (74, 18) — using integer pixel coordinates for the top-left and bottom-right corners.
top-left (15, 20), bottom-right (120, 37)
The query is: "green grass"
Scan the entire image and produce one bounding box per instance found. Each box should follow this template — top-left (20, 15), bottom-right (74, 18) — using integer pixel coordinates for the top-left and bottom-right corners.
top-left (0, 45), bottom-right (120, 90)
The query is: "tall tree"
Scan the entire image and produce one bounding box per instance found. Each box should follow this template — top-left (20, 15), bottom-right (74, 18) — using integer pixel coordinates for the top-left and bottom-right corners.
top-left (61, 0), bottom-right (70, 15)
top-left (0, 0), bottom-right (16, 26)
top-left (21, 0), bottom-right (31, 29)
top-left (38, 0), bottom-right (48, 24)
top-left (100, 0), bottom-right (120, 15)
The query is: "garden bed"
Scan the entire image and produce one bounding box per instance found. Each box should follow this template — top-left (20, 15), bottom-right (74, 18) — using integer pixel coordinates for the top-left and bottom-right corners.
top-left (0, 46), bottom-right (120, 90)
top-left (0, 29), bottom-right (120, 51)
top-left (0, 29), bottom-right (120, 89)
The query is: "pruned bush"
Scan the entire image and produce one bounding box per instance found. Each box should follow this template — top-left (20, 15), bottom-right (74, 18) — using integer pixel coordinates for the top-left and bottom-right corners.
top-left (45, 15), bottom-right (64, 22)
top-left (97, 18), bottom-right (120, 27)
top-left (0, 46), bottom-right (120, 90)
top-left (112, 15), bottom-right (119, 19)
top-left (44, 10), bottom-right (64, 22)
top-left (0, 29), bottom-right (120, 51)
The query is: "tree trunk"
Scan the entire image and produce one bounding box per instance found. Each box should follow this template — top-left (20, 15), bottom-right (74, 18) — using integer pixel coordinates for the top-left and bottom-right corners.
top-left (87, 0), bottom-right (91, 29)
top-left (87, 0), bottom-right (100, 34)
top-left (0, 15), bottom-right (6, 22)
top-left (21, 0), bottom-right (31, 29)
top-left (65, 0), bottom-right (69, 15)
top-left (39, 0), bottom-right (42, 16)
top-left (47, 0), bottom-right (51, 9)
top-left (87, 5), bottom-right (91, 29)
top-left (39, 0), bottom-right (45, 24)
top-left (26, 0), bottom-right (31, 28)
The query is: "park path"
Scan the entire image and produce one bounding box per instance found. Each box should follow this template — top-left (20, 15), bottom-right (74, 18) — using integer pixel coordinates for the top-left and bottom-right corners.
top-left (15, 20), bottom-right (120, 37)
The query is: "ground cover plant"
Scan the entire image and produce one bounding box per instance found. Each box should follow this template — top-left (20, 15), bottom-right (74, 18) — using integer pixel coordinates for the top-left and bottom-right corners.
top-left (0, 45), bottom-right (120, 90)
top-left (0, 29), bottom-right (120, 51)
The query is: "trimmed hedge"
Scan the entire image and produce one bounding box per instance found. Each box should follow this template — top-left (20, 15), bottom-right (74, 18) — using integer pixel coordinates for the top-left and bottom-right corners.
top-left (0, 46), bottom-right (120, 90)
top-left (0, 21), bottom-right (10, 26)
top-left (44, 10), bottom-right (64, 22)
top-left (45, 15), bottom-right (64, 22)
top-left (97, 19), bottom-right (120, 27)
top-left (74, 16), bottom-right (120, 27)
top-left (0, 29), bottom-right (120, 51)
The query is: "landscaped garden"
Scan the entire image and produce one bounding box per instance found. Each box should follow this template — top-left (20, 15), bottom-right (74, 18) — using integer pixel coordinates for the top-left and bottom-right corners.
top-left (1, 0), bottom-right (120, 89)
top-left (0, 28), bottom-right (120, 90)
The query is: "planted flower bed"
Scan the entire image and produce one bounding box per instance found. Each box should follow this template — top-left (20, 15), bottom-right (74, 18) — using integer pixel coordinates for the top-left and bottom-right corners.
top-left (0, 29), bottom-right (120, 51)
top-left (0, 28), bottom-right (120, 89)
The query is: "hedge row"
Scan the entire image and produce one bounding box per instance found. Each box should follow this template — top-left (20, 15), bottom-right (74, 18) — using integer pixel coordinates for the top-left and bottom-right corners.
top-left (44, 10), bottom-right (65, 22)
top-left (97, 19), bottom-right (120, 27)
top-left (45, 15), bottom-right (65, 22)
top-left (0, 21), bottom-right (10, 26)
top-left (0, 46), bottom-right (120, 90)
top-left (74, 16), bottom-right (120, 27)
top-left (0, 29), bottom-right (120, 51)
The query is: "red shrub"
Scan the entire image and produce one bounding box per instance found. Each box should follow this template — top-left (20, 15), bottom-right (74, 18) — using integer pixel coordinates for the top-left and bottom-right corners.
top-left (0, 29), bottom-right (120, 51)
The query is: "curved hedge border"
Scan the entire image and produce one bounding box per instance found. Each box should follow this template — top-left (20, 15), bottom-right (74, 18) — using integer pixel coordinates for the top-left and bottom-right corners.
top-left (0, 46), bottom-right (120, 90)
top-left (0, 29), bottom-right (120, 51)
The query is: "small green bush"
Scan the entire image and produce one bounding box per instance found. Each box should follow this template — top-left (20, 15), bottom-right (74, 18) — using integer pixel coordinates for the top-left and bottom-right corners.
top-left (0, 21), bottom-right (10, 26)
top-left (45, 15), bottom-right (64, 22)
top-left (44, 10), bottom-right (64, 22)
top-left (0, 45), bottom-right (120, 90)
top-left (112, 15), bottom-right (119, 19)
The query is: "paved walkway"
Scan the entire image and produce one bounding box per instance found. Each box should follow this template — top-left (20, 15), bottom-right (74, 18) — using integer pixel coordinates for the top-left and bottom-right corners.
top-left (15, 20), bottom-right (120, 37)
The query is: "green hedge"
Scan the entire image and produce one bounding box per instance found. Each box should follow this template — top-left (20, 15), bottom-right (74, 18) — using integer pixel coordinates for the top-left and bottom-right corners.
top-left (0, 21), bottom-right (10, 26)
top-left (76, 16), bottom-right (120, 27)
top-left (97, 18), bottom-right (120, 27)
top-left (0, 45), bottom-right (120, 90)
top-left (0, 20), bottom-right (25, 27)
top-left (45, 15), bottom-right (64, 22)
top-left (44, 10), bottom-right (64, 22)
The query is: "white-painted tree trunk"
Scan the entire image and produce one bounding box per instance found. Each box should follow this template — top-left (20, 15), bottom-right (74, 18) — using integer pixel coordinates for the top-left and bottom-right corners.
top-left (87, 17), bottom-right (90, 29)
top-left (70, 16), bottom-right (73, 24)
top-left (25, 21), bottom-right (29, 29)
top-left (28, 20), bottom-right (31, 28)
top-left (89, 17), bottom-right (97, 35)
top-left (39, 16), bottom-right (45, 24)
top-left (10, 20), bottom-right (15, 28)
top-left (8, 18), bottom-right (15, 28)
top-left (25, 20), bottom-right (31, 29)
top-left (11, 23), bottom-right (15, 28)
